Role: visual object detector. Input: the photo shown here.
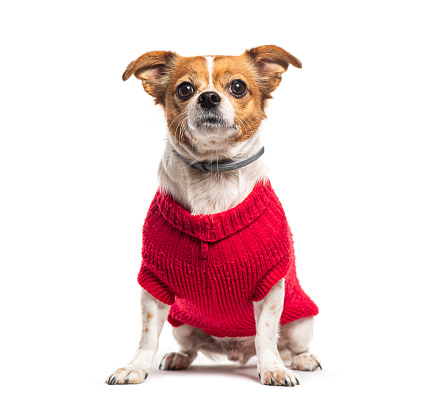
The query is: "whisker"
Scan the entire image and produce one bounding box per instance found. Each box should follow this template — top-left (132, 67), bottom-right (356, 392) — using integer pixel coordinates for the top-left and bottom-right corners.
top-left (235, 108), bottom-right (255, 132)
top-left (233, 112), bottom-right (251, 140)
top-left (233, 109), bottom-right (255, 140)
top-left (168, 111), bottom-right (187, 131)
top-left (176, 118), bottom-right (187, 143)
top-left (162, 109), bottom-right (178, 121)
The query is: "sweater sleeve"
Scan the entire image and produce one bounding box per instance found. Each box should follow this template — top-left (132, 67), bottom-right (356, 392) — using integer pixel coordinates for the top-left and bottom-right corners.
top-left (249, 251), bottom-right (293, 302)
top-left (137, 263), bottom-right (175, 305)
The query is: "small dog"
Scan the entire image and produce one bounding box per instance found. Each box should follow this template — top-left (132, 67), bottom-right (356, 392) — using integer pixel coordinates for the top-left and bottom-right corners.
top-left (107, 45), bottom-right (321, 386)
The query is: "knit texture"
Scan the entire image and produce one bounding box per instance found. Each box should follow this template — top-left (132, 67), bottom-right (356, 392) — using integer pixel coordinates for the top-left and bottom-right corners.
top-left (138, 179), bottom-right (318, 337)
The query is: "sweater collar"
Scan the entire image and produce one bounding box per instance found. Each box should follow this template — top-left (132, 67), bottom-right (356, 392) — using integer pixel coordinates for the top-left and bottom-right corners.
top-left (156, 179), bottom-right (274, 242)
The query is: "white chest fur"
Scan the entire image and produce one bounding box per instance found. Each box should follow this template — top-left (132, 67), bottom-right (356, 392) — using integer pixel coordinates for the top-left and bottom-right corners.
top-left (157, 133), bottom-right (268, 215)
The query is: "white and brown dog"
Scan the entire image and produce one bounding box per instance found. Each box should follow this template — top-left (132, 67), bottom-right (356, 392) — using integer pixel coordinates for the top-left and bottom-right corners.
top-left (107, 45), bottom-right (321, 386)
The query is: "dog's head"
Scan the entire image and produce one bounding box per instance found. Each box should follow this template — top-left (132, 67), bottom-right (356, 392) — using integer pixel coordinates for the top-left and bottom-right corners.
top-left (123, 45), bottom-right (301, 153)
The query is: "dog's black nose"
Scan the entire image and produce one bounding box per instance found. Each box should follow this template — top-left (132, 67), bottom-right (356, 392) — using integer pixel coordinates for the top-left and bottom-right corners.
top-left (198, 92), bottom-right (221, 109)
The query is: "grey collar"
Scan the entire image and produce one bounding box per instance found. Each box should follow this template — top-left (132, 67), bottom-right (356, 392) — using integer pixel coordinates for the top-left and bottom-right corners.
top-left (172, 146), bottom-right (265, 174)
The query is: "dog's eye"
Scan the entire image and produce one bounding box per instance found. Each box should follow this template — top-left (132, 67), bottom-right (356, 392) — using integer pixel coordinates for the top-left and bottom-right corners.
top-left (229, 80), bottom-right (247, 97)
top-left (177, 82), bottom-right (195, 99)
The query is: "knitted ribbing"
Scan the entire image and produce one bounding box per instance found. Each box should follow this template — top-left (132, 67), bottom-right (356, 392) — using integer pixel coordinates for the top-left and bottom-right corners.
top-left (138, 179), bottom-right (318, 338)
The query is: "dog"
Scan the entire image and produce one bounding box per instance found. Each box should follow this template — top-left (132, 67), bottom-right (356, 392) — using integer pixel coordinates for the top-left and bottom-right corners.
top-left (107, 45), bottom-right (321, 386)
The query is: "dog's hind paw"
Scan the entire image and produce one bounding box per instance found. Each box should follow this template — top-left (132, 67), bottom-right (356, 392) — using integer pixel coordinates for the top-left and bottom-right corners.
top-left (106, 365), bottom-right (148, 385)
top-left (159, 352), bottom-right (191, 370)
top-left (291, 353), bottom-right (322, 371)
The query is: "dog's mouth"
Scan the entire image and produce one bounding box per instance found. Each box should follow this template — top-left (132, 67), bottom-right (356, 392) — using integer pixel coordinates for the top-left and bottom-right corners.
top-left (195, 113), bottom-right (229, 129)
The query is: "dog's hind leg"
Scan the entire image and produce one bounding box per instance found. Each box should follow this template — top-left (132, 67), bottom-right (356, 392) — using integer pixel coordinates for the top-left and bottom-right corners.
top-left (278, 317), bottom-right (322, 371)
top-left (159, 325), bottom-right (201, 370)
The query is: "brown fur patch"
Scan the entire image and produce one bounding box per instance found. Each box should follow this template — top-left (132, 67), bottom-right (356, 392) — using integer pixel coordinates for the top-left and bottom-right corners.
top-left (163, 56), bottom-right (209, 144)
top-left (212, 54), bottom-right (266, 142)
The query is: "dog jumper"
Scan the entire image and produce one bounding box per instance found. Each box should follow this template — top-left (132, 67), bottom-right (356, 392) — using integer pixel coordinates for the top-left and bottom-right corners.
top-left (137, 180), bottom-right (318, 338)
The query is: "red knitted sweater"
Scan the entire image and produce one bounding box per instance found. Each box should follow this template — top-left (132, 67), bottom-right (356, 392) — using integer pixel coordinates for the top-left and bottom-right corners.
top-left (137, 180), bottom-right (318, 338)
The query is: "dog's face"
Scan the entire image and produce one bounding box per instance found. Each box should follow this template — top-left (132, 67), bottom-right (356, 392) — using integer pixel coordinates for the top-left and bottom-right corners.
top-left (123, 46), bottom-right (301, 153)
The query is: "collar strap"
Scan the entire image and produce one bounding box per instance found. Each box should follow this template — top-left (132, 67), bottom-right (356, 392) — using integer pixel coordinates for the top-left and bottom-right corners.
top-left (172, 146), bottom-right (265, 173)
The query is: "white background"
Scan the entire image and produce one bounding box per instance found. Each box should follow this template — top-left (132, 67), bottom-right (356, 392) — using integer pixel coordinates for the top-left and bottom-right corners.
top-left (1, 1), bottom-right (423, 407)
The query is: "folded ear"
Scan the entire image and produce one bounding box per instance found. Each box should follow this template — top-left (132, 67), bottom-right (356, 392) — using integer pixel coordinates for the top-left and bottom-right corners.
top-left (122, 50), bottom-right (178, 105)
top-left (243, 45), bottom-right (302, 97)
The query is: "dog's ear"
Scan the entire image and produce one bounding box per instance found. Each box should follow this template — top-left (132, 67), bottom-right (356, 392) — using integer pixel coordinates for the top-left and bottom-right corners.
top-left (122, 50), bottom-right (179, 105)
top-left (242, 45), bottom-right (301, 98)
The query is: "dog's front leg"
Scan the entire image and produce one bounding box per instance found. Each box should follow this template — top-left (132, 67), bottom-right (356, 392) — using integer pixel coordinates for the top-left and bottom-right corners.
top-left (254, 278), bottom-right (299, 386)
top-left (106, 289), bottom-right (170, 384)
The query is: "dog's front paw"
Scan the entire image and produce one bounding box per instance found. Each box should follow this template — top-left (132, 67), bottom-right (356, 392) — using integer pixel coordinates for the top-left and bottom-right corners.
top-left (291, 353), bottom-right (322, 371)
top-left (106, 365), bottom-right (149, 385)
top-left (258, 367), bottom-right (299, 386)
